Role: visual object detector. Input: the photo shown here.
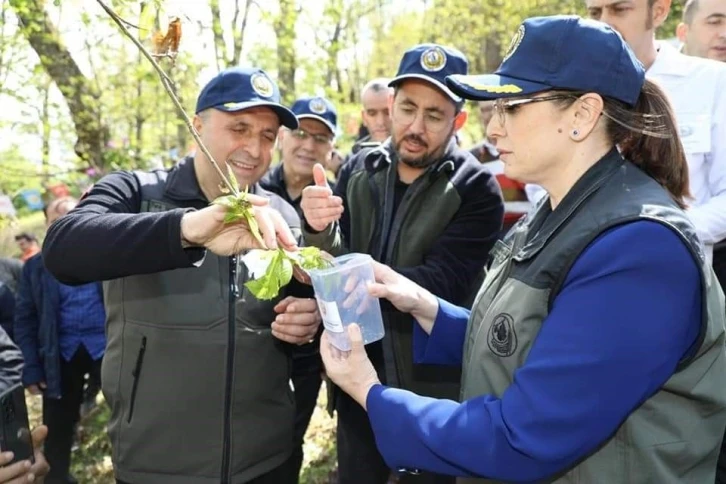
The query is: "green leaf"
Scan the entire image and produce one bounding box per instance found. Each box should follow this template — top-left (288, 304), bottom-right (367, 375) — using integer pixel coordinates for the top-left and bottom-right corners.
top-left (211, 194), bottom-right (238, 210)
top-left (223, 211), bottom-right (243, 224)
top-left (297, 247), bottom-right (333, 270)
top-left (279, 256), bottom-right (293, 287)
top-left (226, 163), bottom-right (239, 194)
top-left (244, 276), bottom-right (278, 300)
top-left (243, 210), bottom-right (265, 248)
top-left (243, 249), bottom-right (298, 300)
top-left (244, 249), bottom-right (284, 300)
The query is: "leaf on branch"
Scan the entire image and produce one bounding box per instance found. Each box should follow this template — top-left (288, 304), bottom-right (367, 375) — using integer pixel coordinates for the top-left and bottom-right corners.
top-left (241, 247), bottom-right (332, 301)
top-left (244, 249), bottom-right (289, 300)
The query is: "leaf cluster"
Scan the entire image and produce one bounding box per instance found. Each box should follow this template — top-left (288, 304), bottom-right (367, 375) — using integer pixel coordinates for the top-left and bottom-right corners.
top-left (212, 165), bottom-right (331, 300)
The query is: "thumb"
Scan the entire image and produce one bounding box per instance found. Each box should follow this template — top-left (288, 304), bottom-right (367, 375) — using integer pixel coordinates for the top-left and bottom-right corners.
top-left (348, 323), bottom-right (365, 353)
top-left (313, 163), bottom-right (328, 187)
top-left (31, 425), bottom-right (48, 446)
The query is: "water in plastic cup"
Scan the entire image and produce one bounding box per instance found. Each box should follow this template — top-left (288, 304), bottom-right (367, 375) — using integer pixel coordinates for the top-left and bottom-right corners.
top-left (308, 253), bottom-right (385, 351)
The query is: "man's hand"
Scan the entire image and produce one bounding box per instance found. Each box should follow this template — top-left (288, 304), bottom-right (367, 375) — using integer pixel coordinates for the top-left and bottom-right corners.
top-left (0, 425), bottom-right (50, 483)
top-left (181, 194), bottom-right (297, 255)
top-left (271, 297), bottom-right (321, 345)
top-left (300, 164), bottom-right (344, 232)
top-left (25, 383), bottom-right (45, 396)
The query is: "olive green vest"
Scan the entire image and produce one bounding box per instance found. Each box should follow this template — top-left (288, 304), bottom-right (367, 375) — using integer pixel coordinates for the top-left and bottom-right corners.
top-left (460, 156), bottom-right (726, 483)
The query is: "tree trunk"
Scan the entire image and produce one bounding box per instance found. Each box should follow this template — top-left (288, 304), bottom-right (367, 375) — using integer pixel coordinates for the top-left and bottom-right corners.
top-left (232, 0), bottom-right (253, 67)
top-left (209, 0), bottom-right (225, 70)
top-left (40, 79), bottom-right (50, 167)
top-left (274, 0), bottom-right (297, 104)
top-left (10, 0), bottom-right (109, 169)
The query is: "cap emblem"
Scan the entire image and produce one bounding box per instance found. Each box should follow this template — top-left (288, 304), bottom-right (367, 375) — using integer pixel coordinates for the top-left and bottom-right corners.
top-left (420, 47), bottom-right (447, 72)
top-left (502, 25), bottom-right (525, 63)
top-left (309, 98), bottom-right (327, 114)
top-left (251, 72), bottom-right (274, 98)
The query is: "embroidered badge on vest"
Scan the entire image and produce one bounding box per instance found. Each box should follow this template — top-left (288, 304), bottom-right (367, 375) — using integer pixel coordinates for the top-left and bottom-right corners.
top-left (488, 313), bottom-right (517, 357)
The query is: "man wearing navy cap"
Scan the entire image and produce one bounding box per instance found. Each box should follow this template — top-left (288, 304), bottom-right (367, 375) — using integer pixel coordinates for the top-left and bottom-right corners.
top-left (262, 95), bottom-right (337, 214)
top-left (42, 67), bottom-right (320, 484)
top-left (301, 45), bottom-right (504, 484)
top-left (260, 95), bottom-right (337, 478)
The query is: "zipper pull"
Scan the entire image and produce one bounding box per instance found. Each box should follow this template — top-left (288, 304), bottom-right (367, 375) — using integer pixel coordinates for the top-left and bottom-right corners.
top-left (229, 255), bottom-right (240, 298)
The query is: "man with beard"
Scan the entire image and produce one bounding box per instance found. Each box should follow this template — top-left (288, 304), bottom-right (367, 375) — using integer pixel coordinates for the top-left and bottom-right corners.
top-left (301, 44), bottom-right (504, 484)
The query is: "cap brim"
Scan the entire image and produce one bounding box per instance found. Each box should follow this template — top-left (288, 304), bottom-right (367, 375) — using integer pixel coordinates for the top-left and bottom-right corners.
top-left (215, 101), bottom-right (299, 129)
top-left (389, 74), bottom-right (462, 103)
top-left (445, 74), bottom-right (551, 101)
top-left (296, 114), bottom-right (336, 136)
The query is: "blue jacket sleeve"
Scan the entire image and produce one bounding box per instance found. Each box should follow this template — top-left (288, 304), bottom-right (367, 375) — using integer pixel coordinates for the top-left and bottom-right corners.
top-left (413, 298), bottom-right (470, 366)
top-left (13, 261), bottom-right (44, 386)
top-left (366, 221), bottom-right (702, 482)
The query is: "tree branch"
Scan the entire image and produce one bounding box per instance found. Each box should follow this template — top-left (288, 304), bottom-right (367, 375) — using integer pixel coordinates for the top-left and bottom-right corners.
top-left (96, 0), bottom-right (236, 195)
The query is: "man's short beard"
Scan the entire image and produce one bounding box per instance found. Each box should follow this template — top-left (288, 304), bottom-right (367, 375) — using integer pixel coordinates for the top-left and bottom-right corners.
top-left (394, 128), bottom-right (454, 169)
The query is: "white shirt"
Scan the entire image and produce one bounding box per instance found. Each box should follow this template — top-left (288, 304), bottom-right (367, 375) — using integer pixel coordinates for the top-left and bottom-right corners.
top-left (649, 43), bottom-right (726, 262)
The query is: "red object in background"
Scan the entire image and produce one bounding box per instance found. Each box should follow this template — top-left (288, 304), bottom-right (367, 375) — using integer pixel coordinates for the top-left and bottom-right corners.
top-left (47, 183), bottom-right (71, 198)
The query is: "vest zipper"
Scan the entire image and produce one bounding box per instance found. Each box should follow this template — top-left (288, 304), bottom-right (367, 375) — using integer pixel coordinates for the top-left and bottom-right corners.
top-left (127, 336), bottom-right (147, 424)
top-left (220, 255), bottom-right (239, 484)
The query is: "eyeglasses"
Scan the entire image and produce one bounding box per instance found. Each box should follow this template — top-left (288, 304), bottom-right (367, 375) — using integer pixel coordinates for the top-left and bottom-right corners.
top-left (391, 102), bottom-right (454, 133)
top-left (290, 128), bottom-right (333, 145)
top-left (493, 95), bottom-right (574, 126)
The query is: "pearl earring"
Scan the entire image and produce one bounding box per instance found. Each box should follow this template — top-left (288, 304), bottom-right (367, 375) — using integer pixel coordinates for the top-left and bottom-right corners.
top-left (572, 129), bottom-right (580, 137)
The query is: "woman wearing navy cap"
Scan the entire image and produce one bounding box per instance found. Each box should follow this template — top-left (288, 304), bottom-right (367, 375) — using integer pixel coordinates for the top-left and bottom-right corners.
top-left (320, 15), bottom-right (726, 483)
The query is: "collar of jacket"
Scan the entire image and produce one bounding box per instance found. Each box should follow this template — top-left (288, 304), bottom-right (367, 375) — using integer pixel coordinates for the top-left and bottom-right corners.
top-left (515, 148), bottom-right (624, 262)
top-left (363, 137), bottom-right (459, 178)
top-left (164, 156), bottom-right (262, 203)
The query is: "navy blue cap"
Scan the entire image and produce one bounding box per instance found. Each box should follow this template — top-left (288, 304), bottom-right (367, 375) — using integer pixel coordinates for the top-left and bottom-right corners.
top-left (195, 67), bottom-right (298, 129)
top-left (389, 44), bottom-right (469, 102)
top-left (290, 96), bottom-right (338, 135)
top-left (445, 16), bottom-right (645, 107)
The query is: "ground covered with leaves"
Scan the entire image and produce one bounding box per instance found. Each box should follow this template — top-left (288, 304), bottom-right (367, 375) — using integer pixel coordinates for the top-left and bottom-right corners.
top-left (27, 384), bottom-right (338, 483)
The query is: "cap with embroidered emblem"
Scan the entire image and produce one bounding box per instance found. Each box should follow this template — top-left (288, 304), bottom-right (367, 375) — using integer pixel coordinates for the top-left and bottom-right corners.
top-left (290, 96), bottom-right (338, 135)
top-left (195, 66), bottom-right (298, 129)
top-left (389, 44), bottom-right (469, 103)
top-left (445, 15), bottom-right (645, 107)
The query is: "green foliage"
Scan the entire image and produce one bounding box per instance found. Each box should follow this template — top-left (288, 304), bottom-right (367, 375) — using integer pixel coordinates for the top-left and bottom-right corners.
top-left (244, 248), bottom-right (294, 300)
top-left (212, 182), bottom-right (332, 300)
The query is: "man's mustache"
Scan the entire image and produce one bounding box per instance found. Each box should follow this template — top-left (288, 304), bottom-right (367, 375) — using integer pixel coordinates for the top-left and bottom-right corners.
top-left (402, 134), bottom-right (428, 148)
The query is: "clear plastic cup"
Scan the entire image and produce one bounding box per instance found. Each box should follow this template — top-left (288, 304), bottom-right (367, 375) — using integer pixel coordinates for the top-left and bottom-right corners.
top-left (308, 253), bottom-right (385, 351)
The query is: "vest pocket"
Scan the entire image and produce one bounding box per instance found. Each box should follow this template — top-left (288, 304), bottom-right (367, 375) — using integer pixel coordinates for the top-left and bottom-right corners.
top-left (127, 336), bottom-right (147, 424)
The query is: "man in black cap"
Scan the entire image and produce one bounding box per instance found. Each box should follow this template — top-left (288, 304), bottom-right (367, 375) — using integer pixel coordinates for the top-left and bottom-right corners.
top-left (260, 95), bottom-right (338, 478)
top-left (42, 67), bottom-right (321, 484)
top-left (301, 44), bottom-right (504, 484)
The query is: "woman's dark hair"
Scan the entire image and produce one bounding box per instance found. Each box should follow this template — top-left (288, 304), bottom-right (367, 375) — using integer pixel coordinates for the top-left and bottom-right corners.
top-left (552, 79), bottom-right (691, 209)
